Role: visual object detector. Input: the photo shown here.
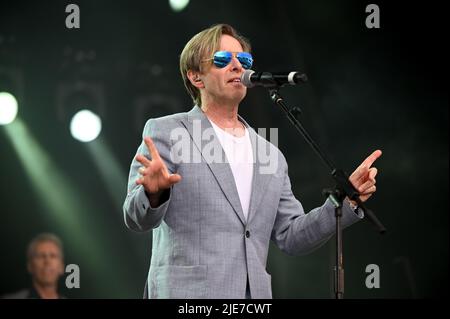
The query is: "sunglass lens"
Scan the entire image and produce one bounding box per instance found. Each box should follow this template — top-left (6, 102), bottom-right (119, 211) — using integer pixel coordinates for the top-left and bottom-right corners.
top-left (213, 51), bottom-right (232, 68)
top-left (237, 53), bottom-right (253, 69)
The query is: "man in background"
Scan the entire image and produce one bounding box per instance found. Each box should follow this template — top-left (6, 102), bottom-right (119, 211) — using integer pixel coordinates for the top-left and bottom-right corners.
top-left (2, 233), bottom-right (65, 299)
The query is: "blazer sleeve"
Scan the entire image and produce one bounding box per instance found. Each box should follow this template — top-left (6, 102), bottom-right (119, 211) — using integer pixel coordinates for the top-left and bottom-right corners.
top-left (123, 118), bottom-right (175, 232)
top-left (271, 159), bottom-right (363, 256)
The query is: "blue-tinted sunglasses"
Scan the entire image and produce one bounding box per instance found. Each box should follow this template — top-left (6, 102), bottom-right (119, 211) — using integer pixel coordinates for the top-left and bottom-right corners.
top-left (205, 51), bottom-right (253, 70)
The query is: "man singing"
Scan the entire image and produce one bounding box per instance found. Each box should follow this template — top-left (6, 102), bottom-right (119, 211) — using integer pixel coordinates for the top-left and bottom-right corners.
top-left (123, 24), bottom-right (381, 299)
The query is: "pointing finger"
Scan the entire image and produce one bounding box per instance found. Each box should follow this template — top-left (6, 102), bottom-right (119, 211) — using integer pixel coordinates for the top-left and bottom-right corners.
top-left (360, 149), bottom-right (382, 169)
top-left (352, 150), bottom-right (382, 182)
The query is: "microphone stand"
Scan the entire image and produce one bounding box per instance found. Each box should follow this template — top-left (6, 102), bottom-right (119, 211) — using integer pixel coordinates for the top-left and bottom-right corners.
top-left (266, 84), bottom-right (386, 299)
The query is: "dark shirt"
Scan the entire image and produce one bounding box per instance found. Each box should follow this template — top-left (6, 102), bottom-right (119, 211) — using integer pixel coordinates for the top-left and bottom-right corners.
top-left (2, 286), bottom-right (65, 299)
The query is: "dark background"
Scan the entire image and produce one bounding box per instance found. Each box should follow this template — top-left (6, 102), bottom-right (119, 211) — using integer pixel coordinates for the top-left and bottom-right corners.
top-left (0, 0), bottom-right (447, 298)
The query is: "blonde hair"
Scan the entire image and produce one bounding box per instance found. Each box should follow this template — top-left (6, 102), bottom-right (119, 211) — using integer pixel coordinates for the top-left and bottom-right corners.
top-left (179, 24), bottom-right (251, 107)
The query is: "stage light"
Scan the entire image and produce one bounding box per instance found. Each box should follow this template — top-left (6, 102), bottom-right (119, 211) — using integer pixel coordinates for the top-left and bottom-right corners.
top-left (169, 0), bottom-right (189, 12)
top-left (70, 109), bottom-right (102, 142)
top-left (0, 91), bottom-right (18, 125)
top-left (56, 81), bottom-right (105, 141)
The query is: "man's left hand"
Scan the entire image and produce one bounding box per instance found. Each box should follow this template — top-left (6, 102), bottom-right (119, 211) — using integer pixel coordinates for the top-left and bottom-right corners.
top-left (348, 149), bottom-right (382, 204)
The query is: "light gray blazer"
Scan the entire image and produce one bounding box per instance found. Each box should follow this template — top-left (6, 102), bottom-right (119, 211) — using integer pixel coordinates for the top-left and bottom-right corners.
top-left (123, 106), bottom-right (362, 299)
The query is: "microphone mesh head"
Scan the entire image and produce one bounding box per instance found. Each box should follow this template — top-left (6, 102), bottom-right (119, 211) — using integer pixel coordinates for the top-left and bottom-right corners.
top-left (240, 70), bottom-right (255, 88)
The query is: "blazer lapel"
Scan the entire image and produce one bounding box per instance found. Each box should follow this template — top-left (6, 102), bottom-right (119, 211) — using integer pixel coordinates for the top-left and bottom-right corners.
top-left (181, 106), bottom-right (247, 226)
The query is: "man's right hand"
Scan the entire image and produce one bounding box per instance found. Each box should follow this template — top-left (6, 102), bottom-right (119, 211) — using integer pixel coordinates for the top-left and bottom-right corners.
top-left (135, 137), bottom-right (182, 206)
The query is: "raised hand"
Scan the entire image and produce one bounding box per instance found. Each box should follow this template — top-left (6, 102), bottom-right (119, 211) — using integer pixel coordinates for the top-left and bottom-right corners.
top-left (135, 137), bottom-right (182, 203)
top-left (348, 149), bottom-right (382, 203)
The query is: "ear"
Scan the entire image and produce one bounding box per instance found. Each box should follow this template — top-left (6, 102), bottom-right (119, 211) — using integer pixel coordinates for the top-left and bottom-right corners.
top-left (187, 70), bottom-right (204, 89)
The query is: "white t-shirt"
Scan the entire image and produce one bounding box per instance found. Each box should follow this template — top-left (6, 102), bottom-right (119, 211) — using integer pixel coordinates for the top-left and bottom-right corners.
top-left (209, 120), bottom-right (254, 221)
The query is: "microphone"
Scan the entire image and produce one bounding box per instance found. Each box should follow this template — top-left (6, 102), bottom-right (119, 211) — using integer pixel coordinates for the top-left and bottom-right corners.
top-left (240, 70), bottom-right (308, 88)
